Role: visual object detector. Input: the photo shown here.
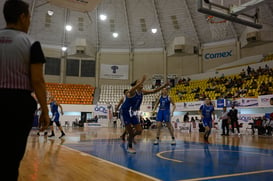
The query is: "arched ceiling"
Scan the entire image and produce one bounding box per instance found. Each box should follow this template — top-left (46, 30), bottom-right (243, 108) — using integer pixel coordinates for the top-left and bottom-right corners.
top-left (0, 0), bottom-right (272, 54)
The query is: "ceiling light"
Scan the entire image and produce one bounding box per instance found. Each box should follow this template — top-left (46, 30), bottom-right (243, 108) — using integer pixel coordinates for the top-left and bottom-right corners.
top-left (151, 28), bottom-right (157, 34)
top-left (65, 25), bottom-right (72, 31)
top-left (61, 47), bottom-right (67, 51)
top-left (100, 14), bottom-right (107, 21)
top-left (47, 10), bottom-right (54, 16)
top-left (112, 32), bottom-right (119, 38)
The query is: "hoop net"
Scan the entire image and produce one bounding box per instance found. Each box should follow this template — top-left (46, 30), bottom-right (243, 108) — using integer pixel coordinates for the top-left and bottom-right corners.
top-left (207, 16), bottom-right (229, 41)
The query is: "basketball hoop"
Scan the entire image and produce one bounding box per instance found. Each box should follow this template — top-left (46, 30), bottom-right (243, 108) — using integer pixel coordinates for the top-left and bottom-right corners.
top-left (207, 16), bottom-right (229, 41)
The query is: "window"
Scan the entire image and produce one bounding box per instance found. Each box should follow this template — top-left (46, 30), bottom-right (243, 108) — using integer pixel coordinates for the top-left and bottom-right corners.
top-left (45, 13), bottom-right (52, 28)
top-left (45, 57), bottom-right (60, 75)
top-left (66, 59), bottom-right (79, 76)
top-left (81, 60), bottom-right (95, 77)
top-left (78, 17), bottom-right (84, 31)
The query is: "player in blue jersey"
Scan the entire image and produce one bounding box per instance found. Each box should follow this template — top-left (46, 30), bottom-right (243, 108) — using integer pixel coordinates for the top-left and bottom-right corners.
top-left (115, 89), bottom-right (129, 141)
top-left (48, 97), bottom-right (66, 138)
top-left (120, 75), bottom-right (168, 153)
top-left (153, 88), bottom-right (176, 145)
top-left (199, 98), bottom-right (215, 143)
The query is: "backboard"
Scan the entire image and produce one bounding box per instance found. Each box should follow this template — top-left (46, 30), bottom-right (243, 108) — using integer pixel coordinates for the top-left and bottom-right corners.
top-left (197, 0), bottom-right (264, 29)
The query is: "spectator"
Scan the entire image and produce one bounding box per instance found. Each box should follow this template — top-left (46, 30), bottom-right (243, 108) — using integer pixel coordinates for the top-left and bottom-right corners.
top-left (195, 116), bottom-right (200, 121)
top-left (183, 112), bottom-right (190, 122)
top-left (263, 116), bottom-right (273, 135)
top-left (247, 65), bottom-right (252, 75)
top-left (144, 117), bottom-right (152, 129)
top-left (178, 78), bottom-right (183, 85)
top-left (240, 69), bottom-right (246, 78)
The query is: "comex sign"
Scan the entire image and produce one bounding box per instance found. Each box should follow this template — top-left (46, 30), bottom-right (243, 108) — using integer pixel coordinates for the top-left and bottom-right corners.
top-left (204, 50), bottom-right (232, 60)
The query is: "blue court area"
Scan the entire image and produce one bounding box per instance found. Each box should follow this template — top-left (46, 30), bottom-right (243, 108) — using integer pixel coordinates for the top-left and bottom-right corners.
top-left (65, 139), bottom-right (273, 181)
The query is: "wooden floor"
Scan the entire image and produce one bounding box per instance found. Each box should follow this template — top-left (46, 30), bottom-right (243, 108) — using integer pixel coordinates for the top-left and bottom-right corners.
top-left (18, 127), bottom-right (273, 181)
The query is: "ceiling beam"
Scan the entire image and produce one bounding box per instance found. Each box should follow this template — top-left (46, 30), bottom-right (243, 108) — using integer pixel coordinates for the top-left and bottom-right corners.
top-left (61, 8), bottom-right (69, 48)
top-left (35, 0), bottom-right (49, 8)
top-left (184, 0), bottom-right (201, 45)
top-left (152, 0), bottom-right (166, 49)
top-left (28, 0), bottom-right (37, 35)
top-left (95, 7), bottom-right (100, 51)
top-left (123, 0), bottom-right (133, 52)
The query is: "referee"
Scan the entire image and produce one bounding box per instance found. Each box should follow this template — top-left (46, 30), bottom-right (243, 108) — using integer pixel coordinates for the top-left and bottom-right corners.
top-left (0, 0), bottom-right (49, 180)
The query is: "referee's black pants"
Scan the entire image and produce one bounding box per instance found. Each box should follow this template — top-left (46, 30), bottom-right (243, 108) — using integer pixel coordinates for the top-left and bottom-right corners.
top-left (0, 89), bottom-right (37, 181)
top-left (222, 119), bottom-right (229, 135)
top-left (231, 119), bottom-right (240, 134)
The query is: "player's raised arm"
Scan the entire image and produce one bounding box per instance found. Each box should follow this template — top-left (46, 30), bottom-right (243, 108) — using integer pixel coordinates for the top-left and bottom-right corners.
top-left (115, 96), bottom-right (124, 112)
top-left (142, 82), bottom-right (169, 95)
top-left (152, 95), bottom-right (160, 113)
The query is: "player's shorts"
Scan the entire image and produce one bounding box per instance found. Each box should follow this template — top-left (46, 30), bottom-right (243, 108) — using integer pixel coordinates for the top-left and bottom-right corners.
top-left (50, 113), bottom-right (61, 126)
top-left (156, 109), bottom-right (171, 122)
top-left (202, 118), bottom-right (212, 128)
top-left (120, 109), bottom-right (139, 126)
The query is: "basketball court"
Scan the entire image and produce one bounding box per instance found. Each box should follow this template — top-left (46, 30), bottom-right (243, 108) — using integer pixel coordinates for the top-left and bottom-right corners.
top-left (1, 0), bottom-right (273, 180)
top-left (19, 127), bottom-right (273, 181)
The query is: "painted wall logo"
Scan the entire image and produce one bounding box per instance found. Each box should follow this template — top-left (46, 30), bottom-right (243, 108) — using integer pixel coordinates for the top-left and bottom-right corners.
top-left (111, 65), bottom-right (118, 73)
top-left (204, 50), bottom-right (232, 60)
top-left (261, 97), bottom-right (271, 103)
top-left (94, 105), bottom-right (108, 114)
top-left (238, 115), bottom-right (253, 122)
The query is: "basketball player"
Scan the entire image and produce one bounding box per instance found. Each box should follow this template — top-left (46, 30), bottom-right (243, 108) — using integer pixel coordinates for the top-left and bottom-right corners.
top-left (199, 98), bottom-right (215, 143)
top-left (121, 75), bottom-right (169, 153)
top-left (48, 97), bottom-right (66, 138)
top-left (32, 92), bottom-right (48, 136)
top-left (115, 89), bottom-right (129, 141)
top-left (153, 88), bottom-right (176, 145)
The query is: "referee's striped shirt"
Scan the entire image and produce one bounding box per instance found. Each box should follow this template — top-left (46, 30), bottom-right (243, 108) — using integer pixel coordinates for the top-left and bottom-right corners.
top-left (0, 28), bottom-right (46, 91)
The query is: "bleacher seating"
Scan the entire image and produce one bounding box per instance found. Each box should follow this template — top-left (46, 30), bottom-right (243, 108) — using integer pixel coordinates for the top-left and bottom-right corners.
top-left (98, 84), bottom-right (160, 105)
top-left (46, 83), bottom-right (95, 104)
top-left (170, 66), bottom-right (273, 103)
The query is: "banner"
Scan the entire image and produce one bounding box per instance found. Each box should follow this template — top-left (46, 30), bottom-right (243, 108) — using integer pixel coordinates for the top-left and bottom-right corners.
top-left (216, 99), bottom-right (225, 108)
top-left (238, 114), bottom-right (264, 123)
top-left (100, 64), bottom-right (128, 80)
top-left (175, 101), bottom-right (204, 111)
top-left (226, 98), bottom-right (258, 107)
top-left (93, 104), bottom-right (110, 127)
top-left (176, 122), bottom-right (192, 133)
top-left (258, 94), bottom-right (273, 107)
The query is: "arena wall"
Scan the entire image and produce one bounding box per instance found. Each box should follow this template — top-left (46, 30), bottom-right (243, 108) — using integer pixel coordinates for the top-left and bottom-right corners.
top-left (42, 40), bottom-right (273, 86)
